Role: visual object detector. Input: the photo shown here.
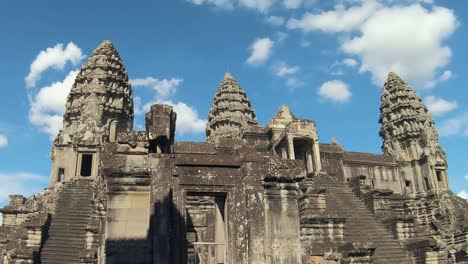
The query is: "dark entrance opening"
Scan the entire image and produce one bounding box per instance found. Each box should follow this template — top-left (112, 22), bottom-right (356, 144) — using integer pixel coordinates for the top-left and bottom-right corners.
top-left (58, 168), bottom-right (65, 182)
top-left (80, 154), bottom-right (93, 177)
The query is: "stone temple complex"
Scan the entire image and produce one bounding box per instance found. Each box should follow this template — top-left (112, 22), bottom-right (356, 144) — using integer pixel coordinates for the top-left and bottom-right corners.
top-left (1, 40), bottom-right (467, 264)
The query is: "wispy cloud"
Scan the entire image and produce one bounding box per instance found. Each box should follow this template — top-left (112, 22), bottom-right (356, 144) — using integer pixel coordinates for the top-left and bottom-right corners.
top-left (0, 134), bottom-right (7, 148)
top-left (0, 172), bottom-right (49, 204)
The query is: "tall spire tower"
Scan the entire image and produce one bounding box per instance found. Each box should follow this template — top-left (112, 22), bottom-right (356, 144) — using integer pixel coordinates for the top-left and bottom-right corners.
top-left (206, 72), bottom-right (258, 142)
top-left (50, 40), bottom-right (134, 184)
top-left (379, 72), bottom-right (448, 193)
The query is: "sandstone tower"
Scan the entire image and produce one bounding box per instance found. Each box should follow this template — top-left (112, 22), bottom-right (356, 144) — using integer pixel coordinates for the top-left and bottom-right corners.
top-left (206, 72), bottom-right (258, 142)
top-left (379, 72), bottom-right (448, 193)
top-left (50, 40), bottom-right (134, 185)
top-left (1, 41), bottom-right (467, 264)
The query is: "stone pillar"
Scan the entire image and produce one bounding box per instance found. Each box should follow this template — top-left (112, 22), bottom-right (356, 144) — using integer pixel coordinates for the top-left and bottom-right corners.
top-left (288, 136), bottom-right (295, 160)
top-left (312, 141), bottom-right (322, 172)
top-left (306, 146), bottom-right (313, 173)
top-left (264, 182), bottom-right (302, 264)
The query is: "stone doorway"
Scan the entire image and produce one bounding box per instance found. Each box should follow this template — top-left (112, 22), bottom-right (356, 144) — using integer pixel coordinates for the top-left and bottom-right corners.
top-left (186, 193), bottom-right (227, 264)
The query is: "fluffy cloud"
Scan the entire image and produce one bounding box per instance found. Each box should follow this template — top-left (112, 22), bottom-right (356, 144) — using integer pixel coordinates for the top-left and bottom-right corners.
top-left (341, 4), bottom-right (458, 87)
top-left (0, 134), bottom-right (7, 148)
top-left (275, 61), bottom-right (300, 76)
top-left (343, 58), bottom-right (358, 68)
top-left (458, 190), bottom-right (468, 200)
top-left (283, 0), bottom-right (302, 9)
top-left (137, 100), bottom-right (207, 135)
top-left (318, 80), bottom-right (352, 103)
top-left (287, 1), bottom-right (381, 32)
top-left (438, 112), bottom-right (468, 137)
top-left (25, 42), bottom-right (84, 88)
top-left (132, 76), bottom-right (207, 135)
top-left (131, 77), bottom-right (183, 98)
top-left (246, 38), bottom-right (274, 64)
top-left (29, 70), bottom-right (79, 139)
top-left (465, 174), bottom-right (468, 181)
top-left (0, 172), bottom-right (48, 204)
top-left (424, 96), bottom-right (457, 116)
top-left (161, 101), bottom-right (207, 134)
top-left (266, 16), bottom-right (285, 26)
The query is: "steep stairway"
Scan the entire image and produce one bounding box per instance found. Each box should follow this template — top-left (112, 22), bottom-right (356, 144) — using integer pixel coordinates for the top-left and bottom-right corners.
top-left (40, 179), bottom-right (94, 264)
top-left (314, 174), bottom-right (413, 263)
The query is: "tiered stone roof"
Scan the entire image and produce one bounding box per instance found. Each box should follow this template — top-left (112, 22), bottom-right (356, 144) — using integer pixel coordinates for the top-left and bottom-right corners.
top-left (206, 72), bottom-right (258, 142)
top-left (379, 72), bottom-right (445, 163)
top-left (57, 40), bottom-right (134, 145)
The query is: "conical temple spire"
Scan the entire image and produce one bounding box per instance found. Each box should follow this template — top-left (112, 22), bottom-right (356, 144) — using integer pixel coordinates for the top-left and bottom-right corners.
top-left (206, 73), bottom-right (258, 142)
top-left (379, 72), bottom-right (445, 163)
top-left (58, 40), bottom-right (134, 145)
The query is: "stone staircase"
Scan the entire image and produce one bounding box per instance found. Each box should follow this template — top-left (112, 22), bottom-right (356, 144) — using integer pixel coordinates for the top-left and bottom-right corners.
top-left (40, 179), bottom-right (94, 264)
top-left (314, 174), bottom-right (413, 263)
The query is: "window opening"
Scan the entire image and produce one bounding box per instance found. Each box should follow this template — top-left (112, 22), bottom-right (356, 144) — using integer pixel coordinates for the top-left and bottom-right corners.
top-left (436, 170), bottom-right (442, 182)
top-left (58, 168), bottom-right (65, 182)
top-left (424, 177), bottom-right (431, 190)
top-left (80, 154), bottom-right (93, 177)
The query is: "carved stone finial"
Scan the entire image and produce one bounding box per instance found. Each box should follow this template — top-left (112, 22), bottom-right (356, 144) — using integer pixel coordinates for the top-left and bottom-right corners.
top-left (206, 73), bottom-right (258, 142)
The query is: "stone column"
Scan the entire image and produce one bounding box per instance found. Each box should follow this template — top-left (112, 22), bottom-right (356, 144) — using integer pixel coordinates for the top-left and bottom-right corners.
top-left (288, 136), bottom-right (295, 160)
top-left (306, 145), bottom-right (313, 173)
top-left (312, 141), bottom-right (322, 172)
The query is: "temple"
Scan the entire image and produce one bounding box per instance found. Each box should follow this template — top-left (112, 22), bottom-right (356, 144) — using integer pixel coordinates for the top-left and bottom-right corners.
top-left (1, 41), bottom-right (467, 264)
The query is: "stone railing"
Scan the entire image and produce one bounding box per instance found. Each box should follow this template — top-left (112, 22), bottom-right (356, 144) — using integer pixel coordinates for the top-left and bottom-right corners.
top-left (191, 242), bottom-right (225, 264)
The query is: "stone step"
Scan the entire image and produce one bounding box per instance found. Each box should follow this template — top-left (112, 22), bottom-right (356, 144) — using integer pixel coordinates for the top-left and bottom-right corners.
top-left (41, 179), bottom-right (94, 264)
top-left (308, 175), bottom-right (413, 263)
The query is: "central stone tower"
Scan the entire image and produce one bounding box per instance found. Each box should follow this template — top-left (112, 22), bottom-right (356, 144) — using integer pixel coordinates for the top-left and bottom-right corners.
top-left (206, 72), bottom-right (258, 142)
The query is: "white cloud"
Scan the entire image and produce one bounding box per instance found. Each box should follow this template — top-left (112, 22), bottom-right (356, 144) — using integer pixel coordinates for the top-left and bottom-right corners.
top-left (341, 4), bottom-right (458, 87)
top-left (138, 100), bottom-right (207, 135)
top-left (239, 0), bottom-right (274, 12)
top-left (318, 80), bottom-right (352, 103)
top-left (131, 77), bottom-right (183, 98)
top-left (266, 16), bottom-right (285, 26)
top-left (186, 0), bottom-right (234, 9)
top-left (283, 0), bottom-right (302, 9)
top-left (0, 172), bottom-right (48, 204)
top-left (275, 61), bottom-right (300, 76)
top-left (439, 112), bottom-right (468, 137)
top-left (275, 32), bottom-right (288, 43)
top-left (287, 1), bottom-right (381, 32)
top-left (25, 42), bottom-right (84, 88)
top-left (132, 75), bottom-right (206, 136)
top-left (286, 77), bottom-right (305, 88)
top-left (458, 190), bottom-right (468, 200)
top-left (246, 38), bottom-right (274, 65)
top-left (29, 70), bottom-right (79, 139)
top-left (343, 58), bottom-right (358, 67)
top-left (424, 96), bottom-right (457, 116)
top-left (464, 174), bottom-right (468, 181)
top-left (0, 134), bottom-right (7, 148)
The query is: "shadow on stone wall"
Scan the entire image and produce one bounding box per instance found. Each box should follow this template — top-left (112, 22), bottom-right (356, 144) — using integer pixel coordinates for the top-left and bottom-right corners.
top-left (105, 191), bottom-right (186, 264)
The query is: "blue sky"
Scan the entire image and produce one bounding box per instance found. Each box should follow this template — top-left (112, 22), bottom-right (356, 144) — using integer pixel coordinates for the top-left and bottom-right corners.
top-left (0, 0), bottom-right (467, 208)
